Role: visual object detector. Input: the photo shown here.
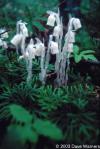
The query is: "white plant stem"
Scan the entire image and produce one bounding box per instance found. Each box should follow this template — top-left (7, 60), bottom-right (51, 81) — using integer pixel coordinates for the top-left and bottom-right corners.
top-left (40, 36), bottom-right (51, 85)
top-left (40, 41), bottom-right (46, 84)
top-left (26, 58), bottom-right (32, 83)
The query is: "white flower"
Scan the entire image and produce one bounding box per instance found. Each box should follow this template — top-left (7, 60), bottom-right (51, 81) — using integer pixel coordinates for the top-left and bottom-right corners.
top-left (72, 18), bottom-right (82, 30)
top-left (17, 20), bottom-right (28, 37)
top-left (20, 23), bottom-right (28, 37)
top-left (0, 28), bottom-right (9, 39)
top-left (1, 32), bottom-right (9, 39)
top-left (53, 25), bottom-right (62, 37)
top-left (11, 34), bottom-right (23, 47)
top-left (26, 39), bottom-right (36, 59)
top-left (65, 31), bottom-right (75, 43)
top-left (35, 43), bottom-right (45, 56)
top-left (47, 13), bottom-right (56, 27)
top-left (50, 41), bottom-right (59, 54)
top-left (34, 38), bottom-right (45, 56)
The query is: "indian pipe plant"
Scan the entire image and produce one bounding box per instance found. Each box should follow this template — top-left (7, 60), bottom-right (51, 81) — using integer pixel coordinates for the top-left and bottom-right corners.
top-left (0, 0), bottom-right (100, 148)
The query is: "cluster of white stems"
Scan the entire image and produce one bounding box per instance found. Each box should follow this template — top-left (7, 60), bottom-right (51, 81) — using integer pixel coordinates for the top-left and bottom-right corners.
top-left (8, 9), bottom-right (81, 86)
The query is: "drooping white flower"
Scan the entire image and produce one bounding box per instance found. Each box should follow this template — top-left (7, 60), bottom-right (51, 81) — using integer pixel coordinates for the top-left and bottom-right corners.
top-left (17, 20), bottom-right (28, 37)
top-left (65, 31), bottom-right (75, 43)
top-left (1, 32), bottom-right (8, 39)
top-left (20, 23), bottom-right (28, 37)
top-left (34, 38), bottom-right (45, 56)
top-left (18, 39), bottom-right (35, 61)
top-left (0, 28), bottom-right (9, 39)
top-left (26, 39), bottom-right (36, 59)
top-left (11, 34), bottom-right (23, 47)
top-left (11, 20), bottom-right (29, 55)
top-left (67, 17), bottom-right (82, 31)
top-left (47, 13), bottom-right (56, 27)
top-left (53, 25), bottom-right (62, 37)
top-left (72, 18), bottom-right (82, 30)
top-left (50, 41), bottom-right (59, 54)
top-left (63, 17), bottom-right (81, 54)
top-left (47, 10), bottom-right (61, 27)
top-left (35, 43), bottom-right (45, 56)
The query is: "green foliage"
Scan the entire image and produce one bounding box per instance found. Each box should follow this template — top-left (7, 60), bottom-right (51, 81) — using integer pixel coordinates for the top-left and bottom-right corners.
top-left (0, 0), bottom-right (57, 32)
top-left (36, 85), bottom-right (65, 112)
top-left (0, 82), bottom-right (38, 112)
top-left (7, 124), bottom-right (38, 144)
top-left (1, 104), bottom-right (33, 123)
top-left (49, 84), bottom-right (99, 144)
top-left (0, 79), bottom-right (99, 146)
top-left (80, 0), bottom-right (90, 15)
top-left (64, 112), bottom-right (99, 144)
top-left (76, 30), bottom-right (95, 50)
top-left (62, 83), bottom-right (94, 110)
top-left (0, 103), bottom-right (63, 147)
top-left (0, 51), bottom-right (27, 86)
top-left (73, 45), bottom-right (97, 63)
top-left (80, 0), bottom-right (100, 39)
top-left (34, 119), bottom-right (63, 141)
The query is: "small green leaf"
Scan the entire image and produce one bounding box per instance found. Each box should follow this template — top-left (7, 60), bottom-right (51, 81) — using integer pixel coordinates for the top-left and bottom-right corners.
top-left (81, 50), bottom-right (95, 55)
top-left (83, 54), bottom-right (97, 61)
top-left (8, 124), bottom-right (38, 144)
top-left (73, 45), bottom-right (97, 63)
top-left (73, 45), bottom-right (80, 54)
top-left (34, 119), bottom-right (63, 140)
top-left (8, 104), bottom-right (32, 123)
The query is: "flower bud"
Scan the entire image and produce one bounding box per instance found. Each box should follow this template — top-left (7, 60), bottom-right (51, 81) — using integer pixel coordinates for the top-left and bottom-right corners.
top-left (53, 25), bottom-right (62, 37)
top-left (65, 31), bottom-right (75, 43)
top-left (20, 24), bottom-right (28, 37)
top-left (35, 43), bottom-right (45, 56)
top-left (1, 32), bottom-right (9, 39)
top-left (11, 34), bottom-right (22, 47)
top-left (50, 41), bottom-right (59, 54)
top-left (26, 39), bottom-right (36, 59)
top-left (47, 14), bottom-right (56, 27)
top-left (73, 18), bottom-right (82, 30)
